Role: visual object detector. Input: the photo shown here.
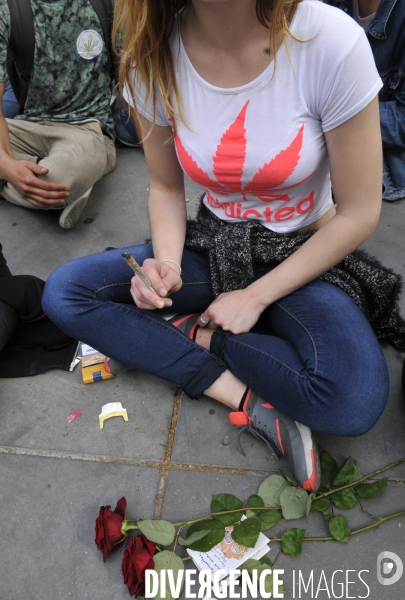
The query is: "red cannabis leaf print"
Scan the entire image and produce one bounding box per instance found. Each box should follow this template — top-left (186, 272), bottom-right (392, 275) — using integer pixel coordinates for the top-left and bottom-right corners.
top-left (173, 100), bottom-right (314, 203)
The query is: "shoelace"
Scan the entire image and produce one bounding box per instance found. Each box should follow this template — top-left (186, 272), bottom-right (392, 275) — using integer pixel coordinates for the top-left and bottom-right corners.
top-left (222, 423), bottom-right (281, 459)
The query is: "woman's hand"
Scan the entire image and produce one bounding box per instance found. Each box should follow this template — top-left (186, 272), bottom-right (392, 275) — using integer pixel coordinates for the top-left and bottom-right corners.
top-left (130, 258), bottom-right (182, 310)
top-left (199, 287), bottom-right (265, 334)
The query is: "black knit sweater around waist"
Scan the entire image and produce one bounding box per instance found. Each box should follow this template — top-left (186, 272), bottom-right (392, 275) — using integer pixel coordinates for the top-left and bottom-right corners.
top-left (185, 200), bottom-right (405, 350)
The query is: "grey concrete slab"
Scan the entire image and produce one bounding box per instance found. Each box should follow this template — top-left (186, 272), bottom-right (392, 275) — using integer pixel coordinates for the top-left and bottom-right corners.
top-left (0, 454), bottom-right (160, 600)
top-left (161, 470), bottom-right (405, 600)
top-left (0, 367), bottom-right (176, 462)
top-left (0, 148), bottom-right (203, 280)
top-left (171, 392), bottom-right (284, 472)
top-left (161, 466), bottom-right (268, 524)
top-left (0, 147), bottom-right (150, 279)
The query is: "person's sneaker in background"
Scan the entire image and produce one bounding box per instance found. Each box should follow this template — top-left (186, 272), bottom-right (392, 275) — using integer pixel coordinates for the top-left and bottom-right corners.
top-left (59, 186), bottom-right (93, 229)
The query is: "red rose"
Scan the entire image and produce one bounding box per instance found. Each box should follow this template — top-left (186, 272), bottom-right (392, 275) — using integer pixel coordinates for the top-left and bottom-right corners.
top-left (95, 497), bottom-right (127, 561)
top-left (122, 534), bottom-right (157, 597)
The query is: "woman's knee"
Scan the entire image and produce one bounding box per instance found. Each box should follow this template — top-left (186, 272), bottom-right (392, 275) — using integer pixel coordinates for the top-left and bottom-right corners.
top-left (42, 263), bottom-right (77, 323)
top-left (312, 354), bottom-right (389, 437)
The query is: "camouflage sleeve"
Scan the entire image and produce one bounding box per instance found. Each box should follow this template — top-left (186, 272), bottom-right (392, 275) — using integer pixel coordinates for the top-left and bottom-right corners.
top-left (0, 1), bottom-right (11, 83)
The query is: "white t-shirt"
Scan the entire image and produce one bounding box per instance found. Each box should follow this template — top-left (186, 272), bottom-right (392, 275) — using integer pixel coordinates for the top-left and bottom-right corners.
top-left (125, 0), bottom-right (381, 233)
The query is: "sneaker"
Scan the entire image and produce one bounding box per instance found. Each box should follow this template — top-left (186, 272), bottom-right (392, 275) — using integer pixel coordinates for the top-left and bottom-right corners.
top-left (225, 389), bottom-right (321, 491)
top-left (167, 314), bottom-right (200, 340)
top-left (114, 109), bottom-right (140, 147)
top-left (59, 186), bottom-right (93, 229)
top-left (104, 356), bottom-right (123, 376)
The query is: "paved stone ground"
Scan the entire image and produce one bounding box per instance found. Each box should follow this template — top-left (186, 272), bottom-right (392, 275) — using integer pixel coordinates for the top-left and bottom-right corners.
top-left (0, 144), bottom-right (404, 600)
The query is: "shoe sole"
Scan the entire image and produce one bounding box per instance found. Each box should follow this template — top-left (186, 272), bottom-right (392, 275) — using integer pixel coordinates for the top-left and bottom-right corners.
top-left (115, 136), bottom-right (141, 148)
top-left (59, 192), bottom-right (91, 229)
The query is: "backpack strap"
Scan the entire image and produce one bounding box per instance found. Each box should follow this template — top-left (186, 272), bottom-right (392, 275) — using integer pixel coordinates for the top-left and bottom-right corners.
top-left (88, 0), bottom-right (116, 82)
top-left (6, 0), bottom-right (35, 113)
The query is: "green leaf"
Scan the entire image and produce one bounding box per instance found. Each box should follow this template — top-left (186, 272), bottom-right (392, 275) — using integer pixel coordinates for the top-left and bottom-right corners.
top-left (260, 555), bottom-right (272, 568)
top-left (247, 494), bottom-right (264, 508)
top-left (259, 509), bottom-right (282, 530)
top-left (311, 497), bottom-right (330, 512)
top-left (246, 494), bottom-right (264, 518)
top-left (211, 493), bottom-right (244, 526)
top-left (332, 457), bottom-right (363, 487)
top-left (331, 488), bottom-right (358, 510)
top-left (328, 514), bottom-right (351, 543)
top-left (238, 562), bottom-right (286, 596)
top-left (153, 551), bottom-right (185, 600)
top-left (355, 478), bottom-right (388, 498)
top-left (258, 475), bottom-right (289, 507)
top-left (281, 528), bottom-right (306, 556)
top-left (280, 466), bottom-right (298, 485)
top-left (319, 448), bottom-right (339, 489)
top-left (323, 511), bottom-right (332, 524)
top-left (234, 558), bottom-right (262, 586)
top-left (186, 520), bottom-right (225, 552)
top-left (137, 520), bottom-right (176, 546)
top-left (306, 492), bottom-right (316, 516)
top-left (256, 564), bottom-right (287, 596)
top-left (178, 529), bottom-right (210, 546)
top-left (280, 487), bottom-right (309, 520)
top-left (186, 519), bottom-right (222, 534)
top-left (232, 517), bottom-right (261, 548)
top-left (240, 559), bottom-right (262, 571)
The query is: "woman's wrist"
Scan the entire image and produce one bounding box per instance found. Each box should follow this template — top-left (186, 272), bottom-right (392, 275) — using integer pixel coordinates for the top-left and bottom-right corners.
top-left (160, 259), bottom-right (182, 275)
top-left (248, 273), bottom-right (280, 310)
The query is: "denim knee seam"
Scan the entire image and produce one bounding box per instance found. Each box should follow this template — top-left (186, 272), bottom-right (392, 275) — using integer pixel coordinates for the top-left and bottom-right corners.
top-left (94, 282), bottom-right (132, 297)
top-left (274, 301), bottom-right (319, 376)
top-left (225, 337), bottom-right (310, 380)
top-left (182, 281), bottom-right (211, 286)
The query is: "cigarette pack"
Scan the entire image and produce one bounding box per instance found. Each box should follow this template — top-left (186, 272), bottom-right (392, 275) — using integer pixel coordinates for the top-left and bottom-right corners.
top-left (80, 343), bottom-right (113, 384)
top-left (82, 362), bottom-right (114, 384)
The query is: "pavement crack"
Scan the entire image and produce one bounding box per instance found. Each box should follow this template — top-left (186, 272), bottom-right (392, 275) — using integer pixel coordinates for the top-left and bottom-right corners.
top-left (152, 387), bottom-right (183, 519)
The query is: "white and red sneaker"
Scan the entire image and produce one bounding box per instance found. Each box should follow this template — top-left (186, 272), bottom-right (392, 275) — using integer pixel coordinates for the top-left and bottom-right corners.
top-left (167, 314), bottom-right (200, 340)
top-left (225, 389), bottom-right (320, 492)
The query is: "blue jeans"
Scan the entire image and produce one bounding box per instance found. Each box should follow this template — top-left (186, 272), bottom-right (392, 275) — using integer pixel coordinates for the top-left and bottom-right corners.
top-left (42, 244), bottom-right (389, 436)
top-left (2, 79), bottom-right (19, 119)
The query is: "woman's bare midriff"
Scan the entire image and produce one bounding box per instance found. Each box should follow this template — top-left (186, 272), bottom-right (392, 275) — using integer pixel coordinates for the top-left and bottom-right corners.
top-left (297, 203), bottom-right (337, 233)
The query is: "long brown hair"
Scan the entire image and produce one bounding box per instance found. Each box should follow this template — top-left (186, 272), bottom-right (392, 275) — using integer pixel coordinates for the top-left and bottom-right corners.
top-left (113, 0), bottom-right (301, 128)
